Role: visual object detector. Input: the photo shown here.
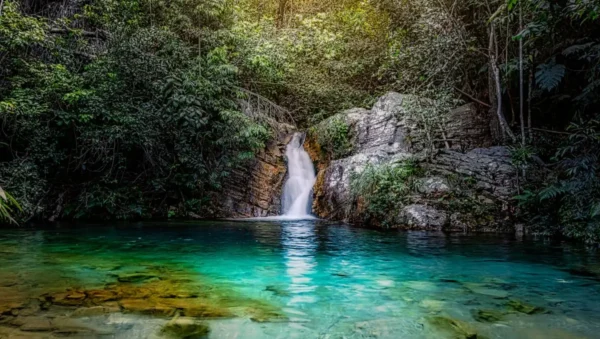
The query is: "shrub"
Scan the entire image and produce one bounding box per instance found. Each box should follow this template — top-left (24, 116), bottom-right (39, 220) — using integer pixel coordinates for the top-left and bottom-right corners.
top-left (350, 159), bottom-right (422, 226)
top-left (312, 115), bottom-right (352, 160)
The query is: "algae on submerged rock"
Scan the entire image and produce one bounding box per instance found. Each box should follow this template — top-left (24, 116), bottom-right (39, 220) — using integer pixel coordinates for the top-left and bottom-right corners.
top-left (426, 315), bottom-right (479, 339)
top-left (160, 317), bottom-right (210, 339)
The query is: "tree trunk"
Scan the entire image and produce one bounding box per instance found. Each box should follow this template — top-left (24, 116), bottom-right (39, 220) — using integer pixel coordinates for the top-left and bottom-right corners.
top-left (519, 1), bottom-right (526, 145)
top-left (527, 67), bottom-right (533, 140)
top-left (276, 0), bottom-right (288, 28)
top-left (489, 24), bottom-right (516, 142)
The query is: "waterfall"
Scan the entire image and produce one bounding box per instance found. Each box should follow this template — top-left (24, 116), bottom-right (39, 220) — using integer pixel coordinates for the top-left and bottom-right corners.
top-left (281, 133), bottom-right (316, 218)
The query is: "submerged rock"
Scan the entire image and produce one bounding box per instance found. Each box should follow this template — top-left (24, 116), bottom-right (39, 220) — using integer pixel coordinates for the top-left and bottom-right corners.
top-left (419, 299), bottom-right (446, 312)
top-left (464, 284), bottom-right (509, 299)
top-left (72, 304), bottom-right (120, 317)
top-left (13, 316), bottom-right (54, 332)
top-left (471, 309), bottom-right (505, 323)
top-left (247, 306), bottom-right (288, 323)
top-left (426, 316), bottom-right (478, 339)
top-left (116, 273), bottom-right (159, 283)
top-left (86, 289), bottom-right (118, 304)
top-left (507, 299), bottom-right (546, 315)
top-left (160, 317), bottom-right (210, 339)
top-left (119, 299), bottom-right (175, 317)
top-left (51, 317), bottom-right (114, 336)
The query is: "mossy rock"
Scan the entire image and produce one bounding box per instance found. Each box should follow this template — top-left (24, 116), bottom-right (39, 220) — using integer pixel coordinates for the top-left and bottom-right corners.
top-left (427, 316), bottom-right (478, 339)
top-left (160, 318), bottom-right (210, 339)
top-left (116, 273), bottom-right (159, 283)
top-left (248, 307), bottom-right (287, 323)
top-left (507, 299), bottom-right (546, 315)
top-left (471, 309), bottom-right (505, 323)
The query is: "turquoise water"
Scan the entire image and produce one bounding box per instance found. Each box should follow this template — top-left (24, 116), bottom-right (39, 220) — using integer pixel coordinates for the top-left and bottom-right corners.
top-left (1, 220), bottom-right (600, 338)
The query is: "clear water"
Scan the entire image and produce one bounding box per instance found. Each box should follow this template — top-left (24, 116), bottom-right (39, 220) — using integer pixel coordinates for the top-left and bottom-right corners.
top-left (1, 220), bottom-right (600, 339)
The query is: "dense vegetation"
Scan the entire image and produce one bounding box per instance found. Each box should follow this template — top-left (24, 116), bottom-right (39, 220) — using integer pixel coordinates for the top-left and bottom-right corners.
top-left (1, 0), bottom-right (599, 243)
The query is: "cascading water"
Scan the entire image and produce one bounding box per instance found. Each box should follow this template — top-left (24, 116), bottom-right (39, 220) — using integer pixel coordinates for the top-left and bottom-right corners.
top-left (281, 133), bottom-right (316, 218)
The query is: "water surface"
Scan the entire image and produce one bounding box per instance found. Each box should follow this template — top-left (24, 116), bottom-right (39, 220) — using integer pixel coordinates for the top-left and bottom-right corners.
top-left (1, 220), bottom-right (600, 338)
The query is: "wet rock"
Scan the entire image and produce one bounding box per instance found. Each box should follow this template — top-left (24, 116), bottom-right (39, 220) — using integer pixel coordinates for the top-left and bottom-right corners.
top-left (419, 299), bottom-right (446, 312)
top-left (160, 317), bottom-right (210, 339)
top-left (13, 317), bottom-right (54, 332)
top-left (399, 204), bottom-right (448, 230)
top-left (217, 124), bottom-right (295, 217)
top-left (417, 176), bottom-right (451, 195)
top-left (465, 284), bottom-right (509, 299)
top-left (448, 213), bottom-right (472, 232)
top-left (471, 309), bottom-right (505, 323)
top-left (0, 273), bottom-right (19, 288)
top-left (119, 299), bottom-right (175, 317)
top-left (51, 291), bottom-right (87, 307)
top-left (248, 307), bottom-right (288, 323)
top-left (427, 316), bottom-right (478, 339)
top-left (507, 299), bottom-right (546, 315)
top-left (52, 317), bottom-right (114, 336)
top-left (0, 301), bottom-right (26, 317)
top-left (86, 289), bottom-right (118, 304)
top-left (159, 299), bottom-right (232, 318)
top-left (116, 273), bottom-right (159, 283)
top-left (10, 301), bottom-right (41, 317)
top-left (71, 304), bottom-right (120, 317)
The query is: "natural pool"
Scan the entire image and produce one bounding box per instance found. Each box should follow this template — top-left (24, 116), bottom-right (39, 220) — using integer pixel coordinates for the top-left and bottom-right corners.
top-left (1, 220), bottom-right (600, 338)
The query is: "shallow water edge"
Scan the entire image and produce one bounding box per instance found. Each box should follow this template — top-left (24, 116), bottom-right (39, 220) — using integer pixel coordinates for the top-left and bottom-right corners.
top-left (0, 220), bottom-right (599, 338)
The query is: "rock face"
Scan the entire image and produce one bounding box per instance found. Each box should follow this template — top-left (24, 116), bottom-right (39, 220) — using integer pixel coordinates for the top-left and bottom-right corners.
top-left (445, 103), bottom-right (494, 151)
top-left (428, 147), bottom-right (517, 201)
top-left (307, 92), bottom-right (517, 232)
top-left (217, 125), bottom-right (295, 217)
top-left (399, 205), bottom-right (449, 230)
top-left (310, 93), bottom-right (415, 220)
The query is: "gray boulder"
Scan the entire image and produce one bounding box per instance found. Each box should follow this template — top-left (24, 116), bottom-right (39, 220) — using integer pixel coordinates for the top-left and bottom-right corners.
top-left (417, 176), bottom-right (451, 195)
top-left (399, 204), bottom-right (448, 230)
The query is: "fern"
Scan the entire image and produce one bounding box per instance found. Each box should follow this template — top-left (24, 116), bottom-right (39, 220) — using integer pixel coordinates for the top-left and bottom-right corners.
top-left (535, 62), bottom-right (566, 91)
top-left (538, 184), bottom-right (567, 201)
top-left (0, 186), bottom-right (22, 224)
top-left (562, 42), bottom-right (594, 56)
top-left (591, 202), bottom-right (600, 218)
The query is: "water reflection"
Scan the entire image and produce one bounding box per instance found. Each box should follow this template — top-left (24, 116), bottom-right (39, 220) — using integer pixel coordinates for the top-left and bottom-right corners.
top-left (282, 221), bottom-right (318, 304)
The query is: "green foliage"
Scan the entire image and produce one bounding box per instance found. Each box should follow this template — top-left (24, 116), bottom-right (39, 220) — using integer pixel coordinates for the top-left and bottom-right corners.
top-left (517, 118), bottom-right (600, 243)
top-left (312, 115), bottom-right (352, 160)
top-left (535, 61), bottom-right (565, 92)
top-left (0, 186), bottom-right (22, 224)
top-left (403, 92), bottom-right (462, 154)
top-left (350, 159), bottom-right (422, 226)
top-left (0, 0), bottom-right (269, 221)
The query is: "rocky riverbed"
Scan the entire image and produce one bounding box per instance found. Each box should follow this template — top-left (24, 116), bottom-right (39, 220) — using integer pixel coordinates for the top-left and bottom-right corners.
top-left (0, 265), bottom-right (288, 338)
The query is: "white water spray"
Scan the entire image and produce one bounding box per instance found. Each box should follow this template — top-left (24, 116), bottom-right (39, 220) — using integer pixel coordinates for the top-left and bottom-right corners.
top-left (281, 133), bottom-right (316, 218)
